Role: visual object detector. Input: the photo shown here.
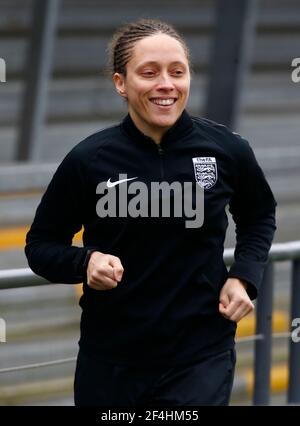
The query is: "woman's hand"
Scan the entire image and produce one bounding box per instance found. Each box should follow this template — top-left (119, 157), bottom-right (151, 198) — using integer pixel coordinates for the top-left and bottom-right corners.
top-left (219, 278), bottom-right (254, 322)
top-left (87, 251), bottom-right (124, 291)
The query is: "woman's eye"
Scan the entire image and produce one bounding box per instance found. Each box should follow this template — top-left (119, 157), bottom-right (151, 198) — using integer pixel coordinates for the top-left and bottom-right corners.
top-left (172, 70), bottom-right (184, 76)
top-left (142, 70), bottom-right (156, 77)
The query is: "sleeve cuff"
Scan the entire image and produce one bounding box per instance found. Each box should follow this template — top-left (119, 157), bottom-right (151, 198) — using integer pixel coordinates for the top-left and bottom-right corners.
top-left (228, 260), bottom-right (266, 300)
top-left (76, 247), bottom-right (99, 282)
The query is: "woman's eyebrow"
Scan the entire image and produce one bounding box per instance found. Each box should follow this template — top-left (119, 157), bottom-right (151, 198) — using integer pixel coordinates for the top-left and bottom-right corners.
top-left (135, 61), bottom-right (159, 69)
top-left (136, 61), bottom-right (187, 69)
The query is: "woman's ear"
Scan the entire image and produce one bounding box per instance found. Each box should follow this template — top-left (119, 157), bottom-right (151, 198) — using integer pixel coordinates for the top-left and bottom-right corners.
top-left (113, 73), bottom-right (127, 97)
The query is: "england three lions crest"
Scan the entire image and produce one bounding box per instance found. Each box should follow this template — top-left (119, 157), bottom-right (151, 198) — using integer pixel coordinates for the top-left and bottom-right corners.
top-left (192, 157), bottom-right (218, 190)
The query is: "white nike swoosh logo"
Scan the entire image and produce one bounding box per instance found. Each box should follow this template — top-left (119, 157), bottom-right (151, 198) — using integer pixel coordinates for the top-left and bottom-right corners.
top-left (107, 177), bottom-right (138, 188)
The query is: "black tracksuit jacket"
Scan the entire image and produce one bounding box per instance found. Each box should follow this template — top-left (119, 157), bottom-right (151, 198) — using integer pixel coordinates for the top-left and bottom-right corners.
top-left (25, 110), bottom-right (277, 366)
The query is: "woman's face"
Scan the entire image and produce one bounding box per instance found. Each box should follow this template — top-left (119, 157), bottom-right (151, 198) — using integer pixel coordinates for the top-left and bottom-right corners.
top-left (113, 33), bottom-right (191, 142)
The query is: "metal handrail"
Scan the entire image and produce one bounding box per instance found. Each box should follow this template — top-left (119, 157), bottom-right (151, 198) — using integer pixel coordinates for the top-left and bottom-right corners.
top-left (1, 241), bottom-right (300, 290)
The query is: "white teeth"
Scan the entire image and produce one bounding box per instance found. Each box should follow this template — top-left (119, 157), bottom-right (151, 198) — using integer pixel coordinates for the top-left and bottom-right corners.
top-left (151, 98), bottom-right (175, 106)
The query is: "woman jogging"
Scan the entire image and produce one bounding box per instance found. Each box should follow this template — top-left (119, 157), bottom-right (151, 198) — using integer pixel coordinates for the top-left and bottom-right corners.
top-left (25, 19), bottom-right (276, 406)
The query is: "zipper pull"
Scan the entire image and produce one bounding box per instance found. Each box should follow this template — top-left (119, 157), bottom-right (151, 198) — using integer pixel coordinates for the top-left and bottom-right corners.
top-left (157, 144), bottom-right (164, 154)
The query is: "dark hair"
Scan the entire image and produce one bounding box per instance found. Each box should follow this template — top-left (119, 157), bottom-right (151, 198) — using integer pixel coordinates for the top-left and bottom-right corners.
top-left (107, 18), bottom-right (191, 76)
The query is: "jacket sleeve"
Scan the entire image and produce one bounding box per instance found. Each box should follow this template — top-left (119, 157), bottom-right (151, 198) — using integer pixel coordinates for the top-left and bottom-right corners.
top-left (25, 149), bottom-right (93, 284)
top-left (228, 135), bottom-right (277, 300)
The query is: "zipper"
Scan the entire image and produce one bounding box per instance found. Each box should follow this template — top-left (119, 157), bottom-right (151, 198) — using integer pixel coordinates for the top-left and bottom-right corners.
top-left (157, 144), bottom-right (164, 180)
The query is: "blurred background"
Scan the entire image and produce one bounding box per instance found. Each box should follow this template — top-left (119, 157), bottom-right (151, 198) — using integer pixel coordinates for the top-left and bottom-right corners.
top-left (0, 0), bottom-right (299, 406)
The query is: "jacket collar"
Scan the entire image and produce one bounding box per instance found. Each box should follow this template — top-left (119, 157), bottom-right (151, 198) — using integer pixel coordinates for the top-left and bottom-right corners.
top-left (121, 109), bottom-right (194, 148)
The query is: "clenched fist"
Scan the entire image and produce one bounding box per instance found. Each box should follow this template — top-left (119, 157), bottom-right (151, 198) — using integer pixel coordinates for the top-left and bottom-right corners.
top-left (219, 278), bottom-right (254, 322)
top-left (87, 251), bottom-right (124, 291)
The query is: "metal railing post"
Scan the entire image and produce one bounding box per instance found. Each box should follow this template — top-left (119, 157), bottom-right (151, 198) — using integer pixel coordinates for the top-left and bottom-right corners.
top-left (205, 0), bottom-right (257, 128)
top-left (253, 261), bottom-right (274, 405)
top-left (15, 0), bottom-right (60, 162)
top-left (288, 259), bottom-right (300, 404)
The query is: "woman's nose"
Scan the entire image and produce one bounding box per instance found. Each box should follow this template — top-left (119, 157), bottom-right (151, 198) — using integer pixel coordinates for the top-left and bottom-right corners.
top-left (156, 73), bottom-right (175, 90)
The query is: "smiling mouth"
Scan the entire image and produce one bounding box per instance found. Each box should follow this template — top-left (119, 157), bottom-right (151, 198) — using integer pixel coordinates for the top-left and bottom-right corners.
top-left (150, 98), bottom-right (177, 106)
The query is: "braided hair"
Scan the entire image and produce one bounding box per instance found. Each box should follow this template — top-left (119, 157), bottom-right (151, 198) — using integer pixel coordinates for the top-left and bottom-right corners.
top-left (107, 18), bottom-right (190, 76)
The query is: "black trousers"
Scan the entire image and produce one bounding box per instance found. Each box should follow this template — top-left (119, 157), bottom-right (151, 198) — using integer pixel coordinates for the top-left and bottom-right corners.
top-left (74, 348), bottom-right (236, 406)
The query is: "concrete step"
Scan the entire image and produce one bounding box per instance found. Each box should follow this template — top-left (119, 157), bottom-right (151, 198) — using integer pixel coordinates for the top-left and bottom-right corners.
top-left (1, 113), bottom-right (300, 163)
top-left (1, 0), bottom-right (299, 34)
top-left (1, 74), bottom-right (299, 126)
top-left (0, 355), bottom-right (292, 406)
top-left (0, 377), bottom-right (74, 406)
top-left (1, 142), bottom-right (300, 193)
top-left (1, 30), bottom-right (299, 77)
top-left (0, 284), bottom-right (81, 336)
